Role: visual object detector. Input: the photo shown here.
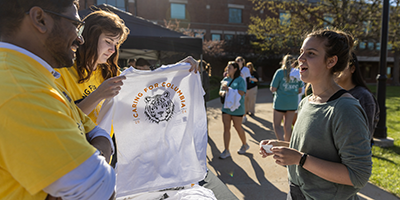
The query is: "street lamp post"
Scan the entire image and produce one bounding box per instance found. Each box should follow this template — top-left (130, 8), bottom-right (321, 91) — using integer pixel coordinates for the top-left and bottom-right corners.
top-left (374, 0), bottom-right (394, 147)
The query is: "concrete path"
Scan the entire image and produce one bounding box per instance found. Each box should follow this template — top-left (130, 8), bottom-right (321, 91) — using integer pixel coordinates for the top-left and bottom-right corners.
top-left (205, 88), bottom-right (399, 200)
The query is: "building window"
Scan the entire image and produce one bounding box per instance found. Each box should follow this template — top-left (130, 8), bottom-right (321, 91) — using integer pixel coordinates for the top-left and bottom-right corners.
top-left (367, 42), bottom-right (374, 50)
top-left (376, 43), bottom-right (380, 50)
top-left (212, 34), bottom-right (221, 41)
top-left (195, 33), bottom-right (204, 40)
top-left (359, 42), bottom-right (366, 49)
top-left (225, 34), bottom-right (234, 40)
top-left (363, 21), bottom-right (371, 34)
top-left (171, 3), bottom-right (186, 19)
top-left (97, 0), bottom-right (126, 11)
top-left (279, 11), bottom-right (291, 26)
top-left (229, 8), bottom-right (242, 23)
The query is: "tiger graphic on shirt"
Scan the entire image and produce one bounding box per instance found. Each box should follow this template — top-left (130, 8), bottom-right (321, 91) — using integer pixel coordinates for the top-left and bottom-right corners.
top-left (144, 91), bottom-right (175, 124)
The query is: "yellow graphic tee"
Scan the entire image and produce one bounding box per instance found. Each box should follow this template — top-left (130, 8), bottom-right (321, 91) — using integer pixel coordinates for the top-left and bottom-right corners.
top-left (55, 65), bottom-right (120, 136)
top-left (55, 65), bottom-right (105, 124)
top-left (0, 48), bottom-right (96, 200)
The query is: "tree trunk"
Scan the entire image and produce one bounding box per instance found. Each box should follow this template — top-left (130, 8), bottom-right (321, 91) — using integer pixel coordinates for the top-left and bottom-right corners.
top-left (393, 50), bottom-right (400, 86)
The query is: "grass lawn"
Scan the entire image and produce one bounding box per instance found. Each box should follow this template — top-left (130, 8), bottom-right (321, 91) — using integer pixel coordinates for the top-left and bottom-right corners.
top-left (368, 85), bottom-right (400, 197)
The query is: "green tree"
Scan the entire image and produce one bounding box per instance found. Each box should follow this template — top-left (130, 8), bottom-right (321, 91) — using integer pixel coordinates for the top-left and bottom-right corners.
top-left (248, 0), bottom-right (382, 54)
top-left (389, 0), bottom-right (400, 85)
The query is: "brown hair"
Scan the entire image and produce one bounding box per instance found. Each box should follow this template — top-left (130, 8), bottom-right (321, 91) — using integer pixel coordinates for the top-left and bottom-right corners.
top-left (75, 10), bottom-right (129, 83)
top-left (306, 28), bottom-right (354, 75)
top-left (304, 29), bottom-right (354, 96)
top-left (0, 0), bottom-right (78, 37)
top-left (235, 56), bottom-right (245, 68)
top-left (227, 61), bottom-right (241, 79)
top-left (281, 54), bottom-right (295, 82)
top-left (198, 59), bottom-right (210, 72)
top-left (246, 62), bottom-right (255, 74)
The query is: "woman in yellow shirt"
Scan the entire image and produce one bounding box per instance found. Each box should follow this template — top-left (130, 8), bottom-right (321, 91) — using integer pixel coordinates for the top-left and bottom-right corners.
top-left (56, 10), bottom-right (129, 126)
top-left (56, 10), bottom-right (199, 166)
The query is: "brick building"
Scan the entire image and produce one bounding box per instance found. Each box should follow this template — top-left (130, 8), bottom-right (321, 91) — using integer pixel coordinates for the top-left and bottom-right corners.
top-left (80, 0), bottom-right (260, 41)
top-left (78, 0), bottom-right (398, 84)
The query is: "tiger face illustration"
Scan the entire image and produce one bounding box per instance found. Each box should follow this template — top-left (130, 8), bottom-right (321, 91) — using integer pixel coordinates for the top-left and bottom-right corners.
top-left (144, 91), bottom-right (175, 124)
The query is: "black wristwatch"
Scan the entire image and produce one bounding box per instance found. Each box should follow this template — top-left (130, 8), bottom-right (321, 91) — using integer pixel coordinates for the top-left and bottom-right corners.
top-left (299, 153), bottom-right (308, 167)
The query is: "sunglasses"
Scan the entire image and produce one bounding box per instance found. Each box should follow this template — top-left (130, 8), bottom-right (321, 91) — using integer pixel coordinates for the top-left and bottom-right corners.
top-left (236, 59), bottom-right (243, 62)
top-left (41, 9), bottom-right (85, 38)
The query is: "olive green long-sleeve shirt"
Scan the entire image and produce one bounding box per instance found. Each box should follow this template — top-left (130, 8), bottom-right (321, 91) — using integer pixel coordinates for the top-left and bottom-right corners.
top-left (289, 96), bottom-right (372, 200)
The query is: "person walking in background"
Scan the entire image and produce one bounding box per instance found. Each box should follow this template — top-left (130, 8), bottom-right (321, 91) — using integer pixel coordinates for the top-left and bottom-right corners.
top-left (260, 29), bottom-right (372, 200)
top-left (245, 62), bottom-right (259, 116)
top-left (219, 61), bottom-right (248, 159)
top-left (270, 55), bottom-right (304, 141)
top-left (235, 56), bottom-right (251, 123)
top-left (335, 52), bottom-right (379, 145)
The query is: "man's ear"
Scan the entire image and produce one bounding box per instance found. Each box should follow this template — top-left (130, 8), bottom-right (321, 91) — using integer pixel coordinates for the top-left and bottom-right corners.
top-left (27, 6), bottom-right (50, 34)
top-left (326, 55), bottom-right (338, 69)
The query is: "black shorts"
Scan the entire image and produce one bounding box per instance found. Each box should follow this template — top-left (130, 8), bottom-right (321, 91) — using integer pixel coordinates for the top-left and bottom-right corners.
top-left (287, 182), bottom-right (306, 200)
top-left (222, 111), bottom-right (244, 117)
top-left (275, 109), bottom-right (296, 113)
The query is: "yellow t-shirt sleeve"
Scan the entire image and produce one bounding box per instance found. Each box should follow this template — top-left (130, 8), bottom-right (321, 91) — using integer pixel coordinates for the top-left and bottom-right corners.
top-left (0, 90), bottom-right (96, 195)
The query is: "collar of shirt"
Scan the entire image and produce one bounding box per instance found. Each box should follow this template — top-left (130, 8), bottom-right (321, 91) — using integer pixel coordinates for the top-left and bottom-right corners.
top-left (0, 42), bottom-right (61, 79)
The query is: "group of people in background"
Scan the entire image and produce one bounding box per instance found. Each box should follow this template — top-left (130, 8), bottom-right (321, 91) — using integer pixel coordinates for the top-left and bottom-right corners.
top-left (217, 28), bottom-right (378, 199)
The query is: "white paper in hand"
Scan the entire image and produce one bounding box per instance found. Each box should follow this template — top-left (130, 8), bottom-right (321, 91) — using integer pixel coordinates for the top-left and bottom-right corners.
top-left (262, 144), bottom-right (273, 153)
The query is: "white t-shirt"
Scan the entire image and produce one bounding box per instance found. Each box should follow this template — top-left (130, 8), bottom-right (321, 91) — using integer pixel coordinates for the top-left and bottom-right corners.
top-left (98, 63), bottom-right (208, 199)
top-left (290, 68), bottom-right (305, 104)
top-left (241, 66), bottom-right (251, 88)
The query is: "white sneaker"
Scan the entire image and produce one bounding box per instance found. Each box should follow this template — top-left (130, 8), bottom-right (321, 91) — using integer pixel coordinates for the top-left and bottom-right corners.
top-left (219, 150), bottom-right (231, 159)
top-left (237, 143), bottom-right (250, 154)
top-left (242, 116), bottom-right (247, 123)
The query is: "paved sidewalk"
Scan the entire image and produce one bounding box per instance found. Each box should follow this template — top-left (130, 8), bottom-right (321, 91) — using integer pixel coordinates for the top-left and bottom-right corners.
top-left (206, 88), bottom-right (399, 200)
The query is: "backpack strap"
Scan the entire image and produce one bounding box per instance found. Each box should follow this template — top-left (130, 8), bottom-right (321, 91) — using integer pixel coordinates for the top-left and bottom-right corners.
top-left (228, 78), bottom-right (236, 87)
top-left (327, 89), bottom-right (348, 102)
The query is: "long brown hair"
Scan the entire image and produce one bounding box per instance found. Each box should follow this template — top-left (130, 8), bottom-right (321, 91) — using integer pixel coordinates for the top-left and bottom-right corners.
top-left (246, 62), bottom-right (255, 74)
top-left (306, 28), bottom-right (354, 75)
top-left (76, 10), bottom-right (129, 83)
top-left (281, 54), bottom-right (295, 82)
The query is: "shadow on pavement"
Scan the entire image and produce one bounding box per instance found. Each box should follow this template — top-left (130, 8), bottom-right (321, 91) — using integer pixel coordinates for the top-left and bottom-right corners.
top-left (207, 137), bottom-right (287, 200)
top-left (242, 119), bottom-right (275, 144)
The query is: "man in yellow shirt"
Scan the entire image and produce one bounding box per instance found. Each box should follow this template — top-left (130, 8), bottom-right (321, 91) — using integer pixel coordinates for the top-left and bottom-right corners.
top-left (0, 0), bottom-right (115, 199)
